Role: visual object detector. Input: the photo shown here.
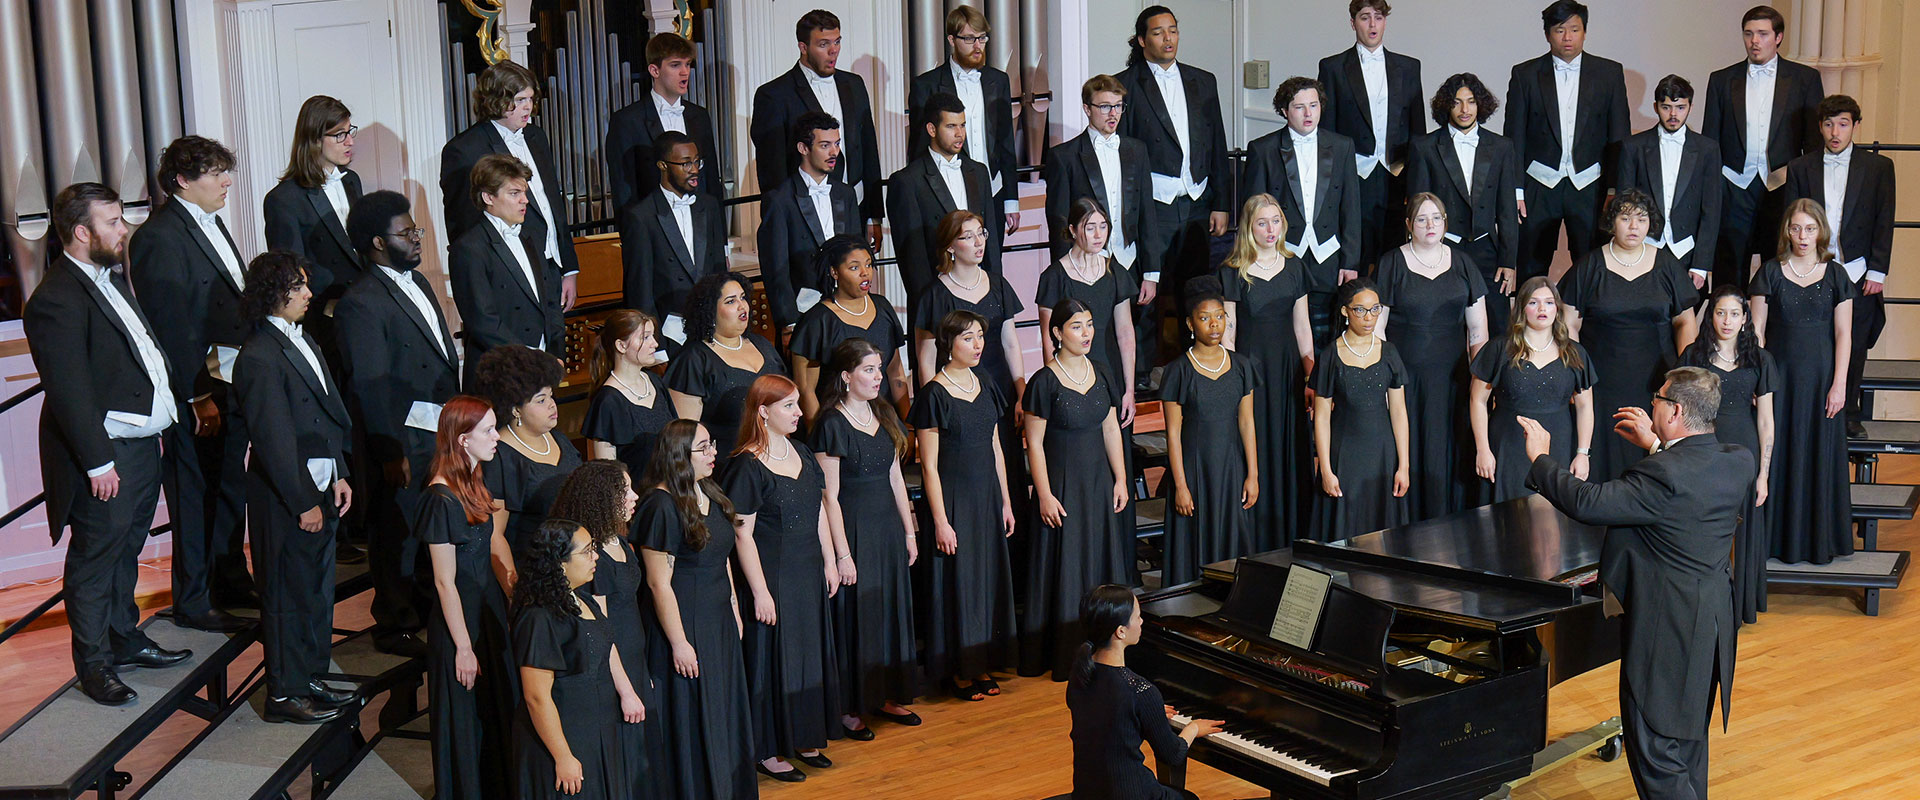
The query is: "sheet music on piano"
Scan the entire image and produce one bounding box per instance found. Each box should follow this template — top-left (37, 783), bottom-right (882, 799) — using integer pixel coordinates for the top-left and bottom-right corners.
top-left (1269, 563), bottom-right (1333, 649)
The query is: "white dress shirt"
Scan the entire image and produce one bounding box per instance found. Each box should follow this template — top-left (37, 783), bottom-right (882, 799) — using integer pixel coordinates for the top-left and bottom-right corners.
top-left (184, 202), bottom-right (246, 291)
top-left (803, 64), bottom-right (843, 124)
top-left (663, 188), bottom-right (699, 265)
top-left (931, 148), bottom-right (971, 212)
top-left (321, 167), bottom-right (351, 231)
top-left (379, 264), bottom-right (445, 349)
top-left (491, 121), bottom-right (565, 267)
top-left (1146, 61), bottom-right (1207, 204)
top-left (267, 315), bottom-right (339, 491)
top-left (1291, 129), bottom-right (1339, 262)
top-left (1089, 130), bottom-right (1144, 277)
top-left (949, 61), bottom-right (1013, 213)
top-left (486, 212), bottom-right (545, 350)
top-left (1451, 125), bottom-right (1480, 198)
top-left (71, 254), bottom-right (177, 476)
top-left (1355, 44), bottom-right (1391, 179)
top-left (797, 169), bottom-right (837, 241)
top-left (1744, 57), bottom-right (1776, 173)
top-left (1522, 54), bottom-right (1602, 192)
top-left (1822, 146), bottom-right (1872, 281)
top-left (1656, 127), bottom-right (1700, 264)
top-left (652, 90), bottom-right (688, 134)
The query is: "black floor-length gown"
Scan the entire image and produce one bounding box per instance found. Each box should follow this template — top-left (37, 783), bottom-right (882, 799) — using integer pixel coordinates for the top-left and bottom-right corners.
top-left (418, 485), bottom-right (517, 800)
top-left (590, 536), bottom-right (660, 790)
top-left (1066, 663), bottom-right (1199, 800)
top-left (1159, 351), bottom-right (1261, 585)
top-left (908, 379), bottom-right (1017, 682)
top-left (486, 435), bottom-right (582, 552)
top-left (1469, 338), bottom-right (1597, 503)
top-left (1019, 365), bottom-right (1133, 679)
top-left (1558, 248), bottom-right (1697, 483)
top-left (513, 593), bottom-right (629, 800)
top-left (1037, 260), bottom-right (1140, 538)
top-left (1218, 261), bottom-right (1313, 550)
top-left (663, 334), bottom-right (786, 474)
top-left (582, 373), bottom-right (674, 481)
top-left (724, 448), bottom-right (842, 759)
top-left (1706, 352), bottom-right (1777, 623)
top-left (811, 410), bottom-right (920, 713)
top-left (791, 299), bottom-right (908, 376)
top-left (1310, 341), bottom-right (1412, 542)
top-left (1376, 247), bottom-right (1486, 520)
top-left (1750, 260), bottom-right (1855, 565)
top-left (637, 490), bottom-right (758, 800)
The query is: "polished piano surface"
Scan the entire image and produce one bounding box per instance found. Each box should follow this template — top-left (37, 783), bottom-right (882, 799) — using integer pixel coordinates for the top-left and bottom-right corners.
top-left (1136, 494), bottom-right (1621, 800)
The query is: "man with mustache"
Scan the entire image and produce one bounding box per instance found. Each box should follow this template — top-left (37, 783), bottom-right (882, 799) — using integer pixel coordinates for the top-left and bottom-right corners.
top-left (908, 5), bottom-right (1020, 237)
top-left (759, 111), bottom-right (863, 331)
top-left (619, 131), bottom-right (729, 350)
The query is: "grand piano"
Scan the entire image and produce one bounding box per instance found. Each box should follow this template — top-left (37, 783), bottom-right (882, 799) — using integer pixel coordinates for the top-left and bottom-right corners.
top-left (1136, 494), bottom-right (1623, 800)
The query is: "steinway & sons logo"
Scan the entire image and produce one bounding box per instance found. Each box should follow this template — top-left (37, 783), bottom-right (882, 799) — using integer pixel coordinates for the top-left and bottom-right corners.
top-left (1440, 720), bottom-right (1498, 747)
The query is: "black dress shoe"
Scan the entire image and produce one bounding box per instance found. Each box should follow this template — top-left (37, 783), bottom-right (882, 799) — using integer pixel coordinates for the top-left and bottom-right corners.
top-left (1848, 420), bottom-right (1869, 439)
top-left (114, 644), bottom-right (192, 670)
top-left (308, 681), bottom-right (358, 708)
top-left (756, 763), bottom-right (807, 783)
top-left (213, 589), bottom-right (261, 610)
top-left (79, 667), bottom-right (137, 706)
top-left (793, 752), bottom-right (832, 769)
top-left (172, 609), bottom-right (252, 633)
top-left (373, 632), bottom-right (430, 659)
top-left (842, 724), bottom-right (876, 741)
top-left (264, 696), bottom-right (343, 724)
top-left (873, 708), bottom-right (923, 726)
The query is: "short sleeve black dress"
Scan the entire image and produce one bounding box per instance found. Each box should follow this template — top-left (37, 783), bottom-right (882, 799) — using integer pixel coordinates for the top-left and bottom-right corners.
top-left (1376, 246), bottom-right (1487, 519)
top-left (417, 485), bottom-right (517, 800)
top-left (1703, 350), bottom-right (1777, 623)
top-left (1310, 341), bottom-right (1412, 542)
top-left (791, 300), bottom-right (908, 376)
top-left (1749, 260), bottom-right (1855, 565)
top-left (811, 410), bottom-right (919, 713)
top-left (1018, 364), bottom-right (1132, 680)
top-left (581, 372), bottom-right (674, 480)
top-left (485, 435), bottom-right (583, 552)
top-left (636, 489), bottom-right (757, 800)
top-left (723, 448), bottom-right (842, 759)
top-left (1159, 350), bottom-right (1262, 586)
top-left (588, 535), bottom-right (660, 790)
top-left (1067, 664), bottom-right (1199, 800)
top-left (1558, 247), bottom-right (1698, 482)
top-left (1469, 338), bottom-right (1597, 503)
top-left (907, 379), bottom-right (1017, 683)
top-left (1218, 260), bottom-right (1313, 550)
top-left (512, 595), bottom-right (628, 800)
top-left (663, 334), bottom-right (786, 474)
top-left (1035, 260), bottom-right (1139, 386)
top-left (912, 276), bottom-right (1031, 502)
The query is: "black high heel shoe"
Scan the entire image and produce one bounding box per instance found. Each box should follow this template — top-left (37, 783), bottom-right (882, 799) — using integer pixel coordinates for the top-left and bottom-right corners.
top-left (756, 762), bottom-right (807, 783)
top-left (947, 677), bottom-right (985, 702)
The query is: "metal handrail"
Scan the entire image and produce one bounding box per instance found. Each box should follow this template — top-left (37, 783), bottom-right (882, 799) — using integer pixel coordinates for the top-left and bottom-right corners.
top-left (0, 384), bottom-right (42, 416)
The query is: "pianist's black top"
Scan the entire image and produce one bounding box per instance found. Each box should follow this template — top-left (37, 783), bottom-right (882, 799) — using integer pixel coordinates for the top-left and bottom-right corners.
top-left (1067, 663), bottom-right (1197, 800)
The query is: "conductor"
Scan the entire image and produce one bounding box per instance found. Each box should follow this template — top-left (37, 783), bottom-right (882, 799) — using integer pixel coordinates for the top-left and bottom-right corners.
top-left (1518, 366), bottom-right (1751, 800)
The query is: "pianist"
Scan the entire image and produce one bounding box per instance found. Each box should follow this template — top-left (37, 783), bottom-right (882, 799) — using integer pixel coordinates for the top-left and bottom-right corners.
top-left (1518, 366), bottom-right (1752, 800)
top-left (1067, 585), bottom-right (1221, 800)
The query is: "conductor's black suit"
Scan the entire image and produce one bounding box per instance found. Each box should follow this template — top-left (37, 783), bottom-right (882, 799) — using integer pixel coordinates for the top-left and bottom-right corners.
top-left (1528, 433), bottom-right (1752, 800)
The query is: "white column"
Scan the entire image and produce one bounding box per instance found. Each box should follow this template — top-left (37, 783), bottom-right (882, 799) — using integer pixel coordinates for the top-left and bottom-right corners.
top-left (501, 0), bottom-right (535, 64)
top-left (1044, 0), bottom-right (1091, 144)
top-left (1787, 0), bottom-right (1885, 140)
top-left (394, 0), bottom-right (454, 304)
top-left (645, 0), bottom-right (680, 34)
top-left (221, 0), bottom-right (281, 255)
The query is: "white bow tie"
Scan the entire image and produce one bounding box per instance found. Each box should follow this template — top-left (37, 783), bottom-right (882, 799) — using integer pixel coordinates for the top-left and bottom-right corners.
top-left (1659, 128), bottom-right (1686, 145)
top-left (1825, 151), bottom-right (1851, 168)
top-left (666, 192), bottom-right (697, 209)
top-left (1554, 60), bottom-right (1579, 74)
top-left (1451, 128), bottom-right (1480, 147)
top-left (807, 70), bottom-right (835, 88)
top-left (499, 128), bottom-right (525, 148)
top-left (1358, 48), bottom-right (1384, 65)
top-left (1093, 134), bottom-right (1120, 151)
top-left (284, 323), bottom-right (305, 340)
top-left (500, 222), bottom-right (523, 237)
top-left (1749, 62), bottom-right (1776, 78)
top-left (657, 102), bottom-right (684, 120)
top-left (1291, 130), bottom-right (1317, 147)
top-left (953, 68), bottom-right (980, 85)
top-left (936, 155), bottom-right (964, 173)
top-left (324, 170), bottom-right (345, 187)
top-left (806, 181), bottom-right (834, 198)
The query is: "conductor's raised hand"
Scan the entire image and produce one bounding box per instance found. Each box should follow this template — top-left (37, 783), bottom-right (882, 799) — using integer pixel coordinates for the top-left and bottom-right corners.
top-left (1611, 406), bottom-right (1658, 451)
top-left (1517, 416), bottom-right (1552, 463)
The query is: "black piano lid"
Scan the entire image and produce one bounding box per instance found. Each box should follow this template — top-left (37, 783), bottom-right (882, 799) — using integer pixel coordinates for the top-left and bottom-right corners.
top-left (1219, 549), bottom-right (1591, 635)
top-left (1307, 494), bottom-right (1607, 591)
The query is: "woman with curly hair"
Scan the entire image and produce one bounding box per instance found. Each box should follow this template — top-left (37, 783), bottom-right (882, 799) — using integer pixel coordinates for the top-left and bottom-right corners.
top-left (548, 459), bottom-right (655, 789)
top-left (1679, 285), bottom-right (1775, 623)
top-left (812, 338), bottom-right (921, 730)
top-left (511, 518), bottom-right (647, 800)
top-left (418, 396), bottom-right (516, 800)
top-left (639, 420), bottom-right (757, 799)
top-left (664, 271), bottom-right (786, 476)
top-left (1560, 187), bottom-right (1699, 483)
top-left (1469, 277), bottom-right (1595, 503)
top-left (584, 310), bottom-right (674, 481)
top-left (474, 344), bottom-right (581, 574)
top-left (790, 236), bottom-right (908, 419)
top-left (726, 374), bottom-right (844, 780)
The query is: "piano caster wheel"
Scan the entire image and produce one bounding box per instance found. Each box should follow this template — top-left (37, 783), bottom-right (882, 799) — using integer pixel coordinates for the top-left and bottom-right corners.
top-left (1595, 736), bottom-right (1623, 762)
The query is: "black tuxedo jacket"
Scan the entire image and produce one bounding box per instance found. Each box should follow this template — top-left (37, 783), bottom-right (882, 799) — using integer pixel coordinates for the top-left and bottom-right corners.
top-left (234, 322), bottom-right (352, 516)
top-left (1503, 53), bottom-right (1630, 178)
top-left (884, 153), bottom-right (1004, 302)
top-left (1528, 434), bottom-right (1751, 740)
top-left (907, 62), bottom-right (1018, 204)
top-left (1615, 128), bottom-right (1724, 271)
top-left (333, 267), bottom-right (461, 471)
top-left (1406, 127), bottom-right (1521, 269)
top-left (23, 258), bottom-right (170, 540)
top-left (618, 188), bottom-right (729, 322)
top-left (447, 218), bottom-right (566, 385)
top-left (757, 175), bottom-right (862, 327)
top-left (604, 94), bottom-right (723, 210)
top-left (263, 170), bottom-right (363, 302)
top-left (439, 121), bottom-right (581, 276)
top-left (1115, 60), bottom-right (1231, 213)
top-left (1702, 58), bottom-right (1826, 175)
top-left (1042, 131), bottom-right (1161, 276)
top-left (1242, 128), bottom-right (1362, 272)
top-left (1316, 47), bottom-right (1425, 167)
top-left (1783, 147), bottom-right (1897, 277)
top-left (129, 197), bottom-right (251, 400)
top-left (750, 65), bottom-right (884, 220)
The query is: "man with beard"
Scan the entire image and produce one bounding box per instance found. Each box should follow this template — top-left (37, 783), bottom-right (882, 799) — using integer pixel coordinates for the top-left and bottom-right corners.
top-left (885, 92), bottom-right (1004, 312)
top-left (751, 8), bottom-right (885, 243)
top-left (908, 5), bottom-right (1019, 236)
top-left (1615, 75), bottom-right (1723, 289)
top-left (26, 183), bottom-right (191, 705)
top-left (336, 190), bottom-right (462, 657)
top-left (758, 111), bottom-right (863, 331)
top-left (618, 131), bottom-right (728, 349)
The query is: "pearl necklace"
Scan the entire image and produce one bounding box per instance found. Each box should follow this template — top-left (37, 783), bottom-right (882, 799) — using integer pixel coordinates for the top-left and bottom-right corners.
top-left (1407, 243), bottom-right (1446, 271)
top-left (1065, 252), bottom-right (1106, 284)
top-left (712, 334), bottom-right (746, 351)
top-left (1523, 331), bottom-right (1553, 353)
top-left (609, 371), bottom-right (653, 402)
top-left (508, 423), bottom-right (553, 456)
top-left (1785, 257), bottom-right (1820, 280)
top-left (1607, 241), bottom-right (1647, 268)
top-left (828, 293), bottom-right (870, 317)
top-left (1057, 354), bottom-right (1092, 385)
top-left (767, 436), bottom-right (793, 462)
top-left (1188, 347), bottom-right (1227, 375)
top-left (944, 268), bottom-right (985, 291)
top-left (842, 400), bottom-right (875, 428)
top-left (941, 366), bottom-right (979, 393)
top-left (1339, 331), bottom-right (1377, 358)
top-left (1712, 346), bottom-right (1741, 367)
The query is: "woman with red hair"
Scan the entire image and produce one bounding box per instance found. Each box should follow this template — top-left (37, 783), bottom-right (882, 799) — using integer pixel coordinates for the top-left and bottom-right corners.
top-left (416, 395), bottom-right (516, 799)
top-left (726, 374), bottom-right (846, 781)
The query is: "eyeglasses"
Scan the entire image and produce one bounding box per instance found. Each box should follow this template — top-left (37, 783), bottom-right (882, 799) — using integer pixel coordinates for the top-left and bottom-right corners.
top-left (665, 158), bottom-right (705, 170)
top-left (324, 126), bottom-right (359, 144)
top-left (951, 33), bottom-right (990, 45)
top-left (1347, 305), bottom-right (1385, 317)
top-left (386, 227), bottom-right (425, 242)
top-left (1088, 102), bottom-right (1124, 115)
top-left (1652, 393), bottom-right (1677, 406)
top-left (691, 441), bottom-right (717, 454)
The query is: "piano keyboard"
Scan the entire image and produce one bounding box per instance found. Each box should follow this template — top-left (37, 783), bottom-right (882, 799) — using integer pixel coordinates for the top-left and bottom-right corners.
top-left (1165, 702), bottom-right (1360, 787)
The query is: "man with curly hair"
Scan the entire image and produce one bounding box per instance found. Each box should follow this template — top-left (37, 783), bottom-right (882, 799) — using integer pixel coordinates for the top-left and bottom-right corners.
top-left (1408, 73), bottom-right (1521, 328)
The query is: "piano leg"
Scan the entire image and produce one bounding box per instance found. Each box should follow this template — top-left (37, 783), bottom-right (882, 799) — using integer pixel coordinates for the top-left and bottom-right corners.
top-left (1479, 716), bottom-right (1624, 799)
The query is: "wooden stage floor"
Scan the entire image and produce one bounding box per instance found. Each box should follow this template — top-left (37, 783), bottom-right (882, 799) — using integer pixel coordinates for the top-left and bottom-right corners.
top-left (3, 457), bottom-right (1915, 799)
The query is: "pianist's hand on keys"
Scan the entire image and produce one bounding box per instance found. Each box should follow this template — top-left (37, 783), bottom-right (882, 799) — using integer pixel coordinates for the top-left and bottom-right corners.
top-left (1164, 705), bottom-right (1223, 742)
